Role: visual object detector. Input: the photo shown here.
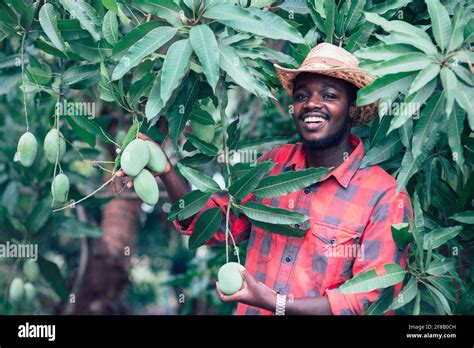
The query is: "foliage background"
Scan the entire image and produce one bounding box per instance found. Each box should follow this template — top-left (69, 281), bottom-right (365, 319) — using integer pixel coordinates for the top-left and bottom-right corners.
top-left (0, 0), bottom-right (472, 315)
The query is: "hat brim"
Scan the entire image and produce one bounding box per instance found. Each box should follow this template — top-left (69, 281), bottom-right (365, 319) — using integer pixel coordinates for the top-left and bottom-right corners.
top-left (274, 63), bottom-right (378, 126)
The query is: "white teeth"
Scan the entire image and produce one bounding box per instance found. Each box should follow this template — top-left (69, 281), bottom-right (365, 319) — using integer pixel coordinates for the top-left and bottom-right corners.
top-left (304, 116), bottom-right (325, 123)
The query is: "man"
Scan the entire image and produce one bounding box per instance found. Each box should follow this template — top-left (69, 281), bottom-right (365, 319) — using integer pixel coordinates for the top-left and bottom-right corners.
top-left (118, 43), bottom-right (413, 315)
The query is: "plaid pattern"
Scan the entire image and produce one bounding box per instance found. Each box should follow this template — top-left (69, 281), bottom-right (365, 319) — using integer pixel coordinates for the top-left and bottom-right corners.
top-left (173, 134), bottom-right (413, 315)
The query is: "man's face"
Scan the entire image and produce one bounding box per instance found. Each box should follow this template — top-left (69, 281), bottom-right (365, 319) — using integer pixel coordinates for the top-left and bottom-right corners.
top-left (292, 73), bottom-right (356, 150)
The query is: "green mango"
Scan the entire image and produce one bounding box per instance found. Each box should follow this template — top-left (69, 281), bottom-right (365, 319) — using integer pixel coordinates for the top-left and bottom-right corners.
top-left (51, 173), bottom-right (70, 203)
top-left (9, 278), bottom-right (24, 303)
top-left (44, 128), bottom-right (66, 164)
top-left (120, 139), bottom-right (150, 176)
top-left (191, 121), bottom-right (215, 143)
top-left (218, 262), bottom-right (244, 295)
top-left (146, 141), bottom-right (167, 173)
top-left (17, 132), bottom-right (38, 167)
top-left (23, 260), bottom-right (40, 281)
top-left (24, 282), bottom-right (36, 302)
top-left (133, 169), bottom-right (159, 205)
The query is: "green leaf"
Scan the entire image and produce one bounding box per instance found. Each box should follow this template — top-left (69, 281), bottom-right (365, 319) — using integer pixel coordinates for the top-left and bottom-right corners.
top-left (188, 207), bottom-right (222, 250)
top-left (423, 226), bottom-right (462, 249)
top-left (364, 12), bottom-right (437, 56)
top-left (449, 211), bottom-right (474, 224)
top-left (440, 67), bottom-right (457, 115)
top-left (241, 201), bottom-right (309, 225)
top-left (455, 87), bottom-right (473, 129)
top-left (364, 287), bottom-right (395, 315)
top-left (183, 133), bottom-right (219, 156)
top-left (128, 73), bottom-right (154, 108)
top-left (26, 196), bottom-right (52, 234)
top-left (65, 116), bottom-right (96, 147)
top-left (134, 0), bottom-right (182, 27)
top-left (411, 93), bottom-right (445, 160)
top-left (413, 191), bottom-right (425, 232)
top-left (114, 121), bottom-right (138, 171)
top-left (218, 43), bottom-right (257, 96)
top-left (408, 63), bottom-right (440, 95)
top-left (102, 10), bottom-right (119, 45)
top-left (339, 264), bottom-right (407, 294)
top-left (59, 0), bottom-right (101, 42)
top-left (361, 131), bottom-right (403, 168)
top-left (426, 0), bottom-right (452, 51)
top-left (160, 39), bottom-right (193, 105)
top-left (177, 163), bottom-right (221, 193)
top-left (396, 151), bottom-right (421, 193)
top-left (322, 0), bottom-right (335, 43)
top-left (39, 4), bottom-right (67, 52)
top-left (203, 4), bottom-right (304, 43)
top-left (447, 4), bottom-right (465, 52)
top-left (389, 276), bottom-right (418, 310)
top-left (446, 105), bottom-right (465, 170)
top-left (345, 22), bottom-right (374, 52)
top-left (247, 218), bottom-right (308, 237)
top-left (27, 67), bottom-right (52, 85)
top-left (61, 63), bottom-right (100, 88)
top-left (357, 71), bottom-right (417, 106)
top-left (355, 43), bottom-right (418, 61)
top-left (145, 72), bottom-right (165, 122)
top-left (112, 20), bottom-right (163, 57)
top-left (425, 283), bottom-right (451, 315)
top-left (413, 290), bottom-right (421, 315)
top-left (102, 0), bottom-right (117, 12)
top-left (189, 108), bottom-right (214, 125)
top-left (343, 0), bottom-right (365, 33)
top-left (189, 25), bottom-right (219, 92)
top-left (168, 190), bottom-right (212, 221)
top-left (57, 19), bottom-right (91, 41)
top-left (228, 161), bottom-right (274, 200)
top-left (366, 0), bottom-right (411, 15)
top-left (426, 258), bottom-right (455, 276)
top-left (367, 53), bottom-right (432, 76)
top-left (279, 0), bottom-right (310, 14)
top-left (391, 222), bottom-right (413, 250)
top-left (253, 167), bottom-right (330, 198)
top-left (112, 26), bottom-right (177, 80)
top-left (38, 256), bottom-right (69, 301)
top-left (56, 217), bottom-right (103, 237)
top-left (236, 136), bottom-right (291, 150)
top-left (428, 276), bottom-right (455, 301)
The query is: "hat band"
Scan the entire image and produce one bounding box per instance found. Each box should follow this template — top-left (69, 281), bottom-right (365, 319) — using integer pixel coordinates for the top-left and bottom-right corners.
top-left (302, 56), bottom-right (347, 68)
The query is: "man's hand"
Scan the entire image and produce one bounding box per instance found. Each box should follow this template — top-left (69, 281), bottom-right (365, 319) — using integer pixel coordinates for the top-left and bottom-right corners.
top-left (116, 132), bottom-right (171, 188)
top-left (216, 267), bottom-right (277, 313)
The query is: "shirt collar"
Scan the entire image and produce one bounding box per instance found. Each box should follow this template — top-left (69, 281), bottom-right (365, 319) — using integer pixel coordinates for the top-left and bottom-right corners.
top-left (284, 133), bottom-right (364, 189)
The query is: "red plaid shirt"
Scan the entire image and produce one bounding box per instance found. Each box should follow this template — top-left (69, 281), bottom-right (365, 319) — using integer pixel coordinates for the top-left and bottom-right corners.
top-left (173, 134), bottom-right (413, 315)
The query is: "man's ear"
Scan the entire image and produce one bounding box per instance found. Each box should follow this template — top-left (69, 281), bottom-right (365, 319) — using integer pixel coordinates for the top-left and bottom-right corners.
top-left (348, 102), bottom-right (356, 120)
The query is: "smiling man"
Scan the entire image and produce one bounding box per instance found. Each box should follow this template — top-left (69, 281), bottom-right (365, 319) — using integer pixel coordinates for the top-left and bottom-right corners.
top-left (119, 43), bottom-right (413, 315)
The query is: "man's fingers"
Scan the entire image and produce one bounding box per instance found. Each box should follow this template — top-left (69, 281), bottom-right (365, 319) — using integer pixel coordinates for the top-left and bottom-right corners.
top-left (137, 132), bottom-right (152, 141)
top-left (215, 282), bottom-right (242, 303)
top-left (116, 148), bottom-right (121, 154)
top-left (116, 170), bottom-right (124, 177)
top-left (127, 181), bottom-right (133, 189)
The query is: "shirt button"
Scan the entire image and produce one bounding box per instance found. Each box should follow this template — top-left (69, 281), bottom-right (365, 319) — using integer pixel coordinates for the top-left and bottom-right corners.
top-left (295, 223), bottom-right (300, 228)
top-left (286, 256), bottom-right (292, 263)
top-left (330, 238), bottom-right (336, 245)
top-left (304, 188), bottom-right (310, 194)
top-left (276, 290), bottom-right (281, 295)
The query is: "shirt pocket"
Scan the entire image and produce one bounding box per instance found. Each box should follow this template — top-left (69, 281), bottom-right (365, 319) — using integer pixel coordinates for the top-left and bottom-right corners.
top-left (250, 227), bottom-right (274, 264)
top-left (310, 222), bottom-right (361, 289)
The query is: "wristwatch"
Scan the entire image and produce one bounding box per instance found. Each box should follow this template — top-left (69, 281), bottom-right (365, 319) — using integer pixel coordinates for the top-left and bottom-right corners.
top-left (275, 293), bottom-right (287, 316)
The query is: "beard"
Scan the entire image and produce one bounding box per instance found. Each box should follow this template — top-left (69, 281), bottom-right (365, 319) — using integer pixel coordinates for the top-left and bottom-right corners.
top-left (300, 115), bottom-right (351, 150)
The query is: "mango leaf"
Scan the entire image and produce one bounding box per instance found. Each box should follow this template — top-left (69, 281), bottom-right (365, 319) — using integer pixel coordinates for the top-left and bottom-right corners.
top-left (455, 87), bottom-right (473, 129)
top-left (177, 163), bottom-right (221, 193)
top-left (366, 0), bottom-right (411, 15)
top-left (339, 264), bottom-right (407, 294)
top-left (112, 26), bottom-right (177, 80)
top-left (423, 226), bottom-right (462, 249)
top-left (345, 22), bottom-right (374, 52)
top-left (145, 72), bottom-right (165, 122)
top-left (56, 217), bottom-right (103, 238)
top-left (440, 67), bottom-right (457, 115)
top-left (279, 0), bottom-right (310, 14)
top-left (426, 258), bottom-right (456, 276)
top-left (26, 196), bottom-right (52, 234)
top-left (322, 0), bottom-right (335, 43)
top-left (355, 43), bottom-right (418, 61)
top-left (364, 12), bottom-right (437, 56)
top-left (391, 222), bottom-right (413, 250)
top-left (447, 4), bottom-right (465, 52)
top-left (236, 136), bottom-right (291, 150)
top-left (189, 25), bottom-right (219, 92)
top-left (128, 73), bottom-right (154, 108)
top-left (39, 4), bottom-right (67, 52)
top-left (38, 256), bottom-right (69, 301)
top-left (389, 276), bottom-right (418, 310)
top-left (425, 283), bottom-right (452, 315)
top-left (411, 92), bottom-right (445, 160)
top-left (428, 276), bottom-right (455, 302)
top-left (113, 121), bottom-right (138, 171)
top-left (112, 20), bottom-right (163, 57)
top-left (102, 0), bottom-right (117, 12)
top-left (408, 63), bottom-right (440, 95)
top-left (61, 63), bottom-right (100, 88)
top-left (426, 0), bottom-right (452, 52)
top-left (134, 0), bottom-right (182, 27)
top-left (218, 43), bottom-right (257, 96)
top-left (247, 218), bottom-right (308, 237)
top-left (449, 211), bottom-right (474, 224)
top-left (446, 105), bottom-right (465, 170)
top-left (241, 201), bottom-right (308, 225)
top-left (59, 0), bottom-right (101, 42)
top-left (357, 71), bottom-right (417, 106)
top-left (189, 108), bottom-right (214, 125)
top-left (168, 190), bottom-right (212, 221)
top-left (228, 161), bottom-right (274, 200)
top-left (396, 151), bottom-right (421, 193)
top-left (160, 39), bottom-right (193, 105)
top-left (367, 53), bottom-right (432, 76)
top-left (203, 4), bottom-right (304, 43)
top-left (57, 19), bottom-right (90, 40)
top-left (361, 131), bottom-right (403, 168)
top-left (102, 10), bottom-right (119, 45)
top-left (253, 167), bottom-right (330, 198)
top-left (343, 0), bottom-right (365, 33)
top-left (183, 133), bottom-right (219, 156)
top-left (188, 207), bottom-right (222, 250)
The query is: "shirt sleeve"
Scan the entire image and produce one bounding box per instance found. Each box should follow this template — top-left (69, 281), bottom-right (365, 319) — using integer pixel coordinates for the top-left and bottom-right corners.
top-left (172, 150), bottom-right (275, 246)
top-left (325, 186), bottom-right (414, 315)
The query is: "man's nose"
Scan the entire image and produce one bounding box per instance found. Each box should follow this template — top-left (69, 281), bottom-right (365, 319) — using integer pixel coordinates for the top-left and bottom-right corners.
top-left (303, 93), bottom-right (323, 110)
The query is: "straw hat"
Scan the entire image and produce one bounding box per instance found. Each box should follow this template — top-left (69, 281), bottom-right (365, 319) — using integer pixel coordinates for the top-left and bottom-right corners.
top-left (274, 43), bottom-right (378, 126)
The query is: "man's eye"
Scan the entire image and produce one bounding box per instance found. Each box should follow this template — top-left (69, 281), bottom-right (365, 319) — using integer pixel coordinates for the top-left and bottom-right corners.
top-left (294, 94), bottom-right (307, 100)
top-left (324, 94), bottom-right (337, 100)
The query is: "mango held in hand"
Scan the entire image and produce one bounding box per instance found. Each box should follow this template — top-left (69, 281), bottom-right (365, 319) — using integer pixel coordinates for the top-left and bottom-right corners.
top-left (191, 121), bottom-right (215, 143)
top-left (218, 262), bottom-right (244, 295)
top-left (9, 278), bottom-right (24, 303)
top-left (51, 173), bottom-right (70, 203)
top-left (133, 169), bottom-right (159, 205)
top-left (146, 141), bottom-right (167, 173)
top-left (44, 129), bottom-right (66, 164)
top-left (120, 139), bottom-right (150, 176)
top-left (17, 132), bottom-right (38, 167)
